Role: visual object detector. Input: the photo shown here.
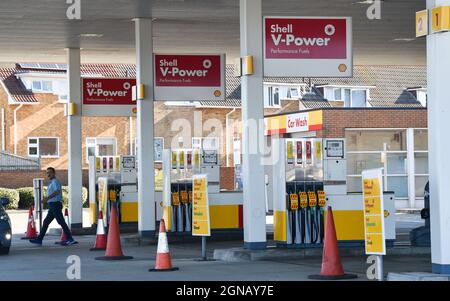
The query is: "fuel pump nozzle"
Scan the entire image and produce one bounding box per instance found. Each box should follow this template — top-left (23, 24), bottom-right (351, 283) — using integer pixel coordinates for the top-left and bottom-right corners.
top-left (307, 191), bottom-right (320, 244)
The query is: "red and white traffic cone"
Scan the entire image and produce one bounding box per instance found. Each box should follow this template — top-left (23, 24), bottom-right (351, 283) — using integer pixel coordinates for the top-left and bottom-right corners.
top-left (21, 206), bottom-right (38, 239)
top-left (55, 208), bottom-right (69, 244)
top-left (90, 210), bottom-right (107, 251)
top-left (308, 207), bottom-right (357, 280)
top-left (95, 203), bottom-right (133, 260)
top-left (149, 219), bottom-right (179, 272)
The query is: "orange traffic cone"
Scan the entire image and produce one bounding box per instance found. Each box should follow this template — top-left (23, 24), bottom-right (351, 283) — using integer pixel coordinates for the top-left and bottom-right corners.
top-left (90, 210), bottom-right (107, 251)
top-left (149, 219), bottom-right (178, 272)
top-left (95, 204), bottom-right (133, 260)
top-left (308, 207), bottom-right (357, 280)
top-left (21, 206), bottom-right (38, 239)
top-left (55, 208), bottom-right (69, 245)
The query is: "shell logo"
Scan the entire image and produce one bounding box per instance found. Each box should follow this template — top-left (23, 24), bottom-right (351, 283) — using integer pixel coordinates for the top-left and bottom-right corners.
top-left (132, 107), bottom-right (137, 114)
top-left (384, 210), bottom-right (390, 218)
top-left (214, 90), bottom-right (221, 97)
top-left (338, 64), bottom-right (347, 72)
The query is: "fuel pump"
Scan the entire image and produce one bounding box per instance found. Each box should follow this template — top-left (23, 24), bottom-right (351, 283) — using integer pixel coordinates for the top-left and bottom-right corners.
top-left (274, 138), bottom-right (326, 247)
top-left (168, 149), bottom-right (198, 233)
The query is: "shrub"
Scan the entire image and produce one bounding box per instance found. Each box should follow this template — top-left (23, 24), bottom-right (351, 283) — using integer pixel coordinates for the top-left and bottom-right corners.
top-left (17, 186), bottom-right (88, 210)
top-left (0, 188), bottom-right (20, 210)
top-left (17, 187), bottom-right (35, 209)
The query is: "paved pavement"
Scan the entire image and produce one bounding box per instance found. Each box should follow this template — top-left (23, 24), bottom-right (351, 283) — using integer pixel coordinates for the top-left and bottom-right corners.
top-left (1, 210), bottom-right (429, 281)
top-left (0, 234), bottom-right (432, 281)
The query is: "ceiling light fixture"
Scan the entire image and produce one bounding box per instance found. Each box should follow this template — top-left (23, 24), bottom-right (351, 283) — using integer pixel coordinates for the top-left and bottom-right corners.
top-left (392, 38), bottom-right (416, 42)
top-left (352, 0), bottom-right (385, 4)
top-left (79, 33), bottom-right (104, 38)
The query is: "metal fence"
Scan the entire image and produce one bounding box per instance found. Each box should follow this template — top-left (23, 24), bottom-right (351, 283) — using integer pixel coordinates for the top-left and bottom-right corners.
top-left (0, 151), bottom-right (41, 171)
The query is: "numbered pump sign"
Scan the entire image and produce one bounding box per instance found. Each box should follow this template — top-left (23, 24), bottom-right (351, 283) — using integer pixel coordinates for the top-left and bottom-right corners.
top-left (362, 168), bottom-right (386, 255)
top-left (263, 17), bottom-right (353, 77)
top-left (154, 54), bottom-right (226, 101)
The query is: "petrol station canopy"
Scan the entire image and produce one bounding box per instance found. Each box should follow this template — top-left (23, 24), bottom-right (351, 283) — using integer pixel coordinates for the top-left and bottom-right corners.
top-left (0, 0), bottom-right (425, 65)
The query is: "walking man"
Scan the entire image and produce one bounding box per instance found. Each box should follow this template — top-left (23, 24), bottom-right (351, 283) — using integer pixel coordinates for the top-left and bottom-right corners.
top-left (30, 167), bottom-right (76, 246)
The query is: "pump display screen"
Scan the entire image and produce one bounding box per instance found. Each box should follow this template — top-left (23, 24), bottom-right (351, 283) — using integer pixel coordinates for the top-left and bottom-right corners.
top-left (122, 156), bottom-right (135, 169)
top-left (326, 140), bottom-right (344, 158)
top-left (203, 150), bottom-right (218, 164)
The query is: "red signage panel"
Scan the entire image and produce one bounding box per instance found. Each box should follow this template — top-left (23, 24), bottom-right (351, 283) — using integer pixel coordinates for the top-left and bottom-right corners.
top-left (265, 18), bottom-right (347, 59)
top-left (154, 54), bottom-right (221, 87)
top-left (82, 78), bottom-right (136, 105)
top-left (263, 17), bottom-right (352, 77)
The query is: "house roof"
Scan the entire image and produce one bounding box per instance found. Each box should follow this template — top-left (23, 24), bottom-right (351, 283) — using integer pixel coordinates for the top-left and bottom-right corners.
top-left (0, 67), bottom-right (39, 103)
top-left (0, 63), bottom-right (426, 107)
top-left (310, 65), bottom-right (426, 108)
top-left (299, 92), bottom-right (332, 109)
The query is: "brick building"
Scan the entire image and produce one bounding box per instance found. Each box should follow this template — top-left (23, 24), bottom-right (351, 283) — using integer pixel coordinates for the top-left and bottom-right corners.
top-left (0, 63), bottom-right (427, 192)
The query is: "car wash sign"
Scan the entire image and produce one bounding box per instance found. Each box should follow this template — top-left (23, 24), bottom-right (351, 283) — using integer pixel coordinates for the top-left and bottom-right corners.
top-left (264, 17), bottom-right (352, 77)
top-left (82, 78), bottom-right (136, 116)
top-left (264, 110), bottom-right (323, 136)
top-left (154, 54), bottom-right (226, 101)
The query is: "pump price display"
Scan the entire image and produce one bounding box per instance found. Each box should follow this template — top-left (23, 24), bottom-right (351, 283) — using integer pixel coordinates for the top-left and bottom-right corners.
top-left (307, 191), bottom-right (317, 207)
top-left (317, 191), bottom-right (326, 207)
top-left (289, 193), bottom-right (299, 210)
top-left (172, 192), bottom-right (180, 206)
top-left (154, 54), bottom-right (226, 101)
top-left (180, 191), bottom-right (188, 204)
top-left (299, 192), bottom-right (308, 208)
top-left (263, 17), bottom-right (353, 77)
top-left (362, 168), bottom-right (386, 255)
top-left (192, 175), bottom-right (211, 236)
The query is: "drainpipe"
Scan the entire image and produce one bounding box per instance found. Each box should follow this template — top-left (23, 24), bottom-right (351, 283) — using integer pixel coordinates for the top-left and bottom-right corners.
top-left (129, 116), bottom-right (133, 155)
top-left (225, 108), bottom-right (237, 167)
top-left (1, 108), bottom-right (5, 152)
top-left (13, 104), bottom-right (23, 155)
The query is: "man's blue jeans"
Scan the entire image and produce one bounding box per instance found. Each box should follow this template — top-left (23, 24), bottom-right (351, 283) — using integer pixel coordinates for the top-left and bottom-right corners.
top-left (38, 202), bottom-right (73, 241)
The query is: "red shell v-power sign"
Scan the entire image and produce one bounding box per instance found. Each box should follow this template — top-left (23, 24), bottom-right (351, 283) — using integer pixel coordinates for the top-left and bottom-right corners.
top-left (263, 17), bottom-right (352, 77)
top-left (154, 54), bottom-right (226, 101)
top-left (82, 78), bottom-right (136, 116)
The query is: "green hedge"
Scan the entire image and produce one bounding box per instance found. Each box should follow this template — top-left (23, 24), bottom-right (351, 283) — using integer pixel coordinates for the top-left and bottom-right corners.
top-left (0, 188), bottom-right (20, 210)
top-left (14, 186), bottom-right (88, 209)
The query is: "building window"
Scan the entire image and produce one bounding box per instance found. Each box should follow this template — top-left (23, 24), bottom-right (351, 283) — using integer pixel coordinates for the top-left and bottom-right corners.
top-left (334, 88), bottom-right (342, 101)
top-left (346, 129), bottom-right (408, 198)
top-left (233, 138), bottom-right (241, 166)
top-left (350, 89), bottom-right (367, 107)
top-left (344, 89), bottom-right (351, 107)
top-left (288, 88), bottom-right (299, 99)
top-left (266, 86), bottom-right (281, 108)
top-left (28, 137), bottom-right (59, 158)
top-left (86, 137), bottom-right (117, 163)
top-left (133, 137), bottom-right (165, 162)
top-left (42, 80), bottom-right (53, 92)
top-left (32, 81), bottom-right (42, 90)
top-left (414, 129), bottom-right (429, 197)
top-left (31, 80), bottom-right (53, 92)
top-left (192, 137), bottom-right (219, 150)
